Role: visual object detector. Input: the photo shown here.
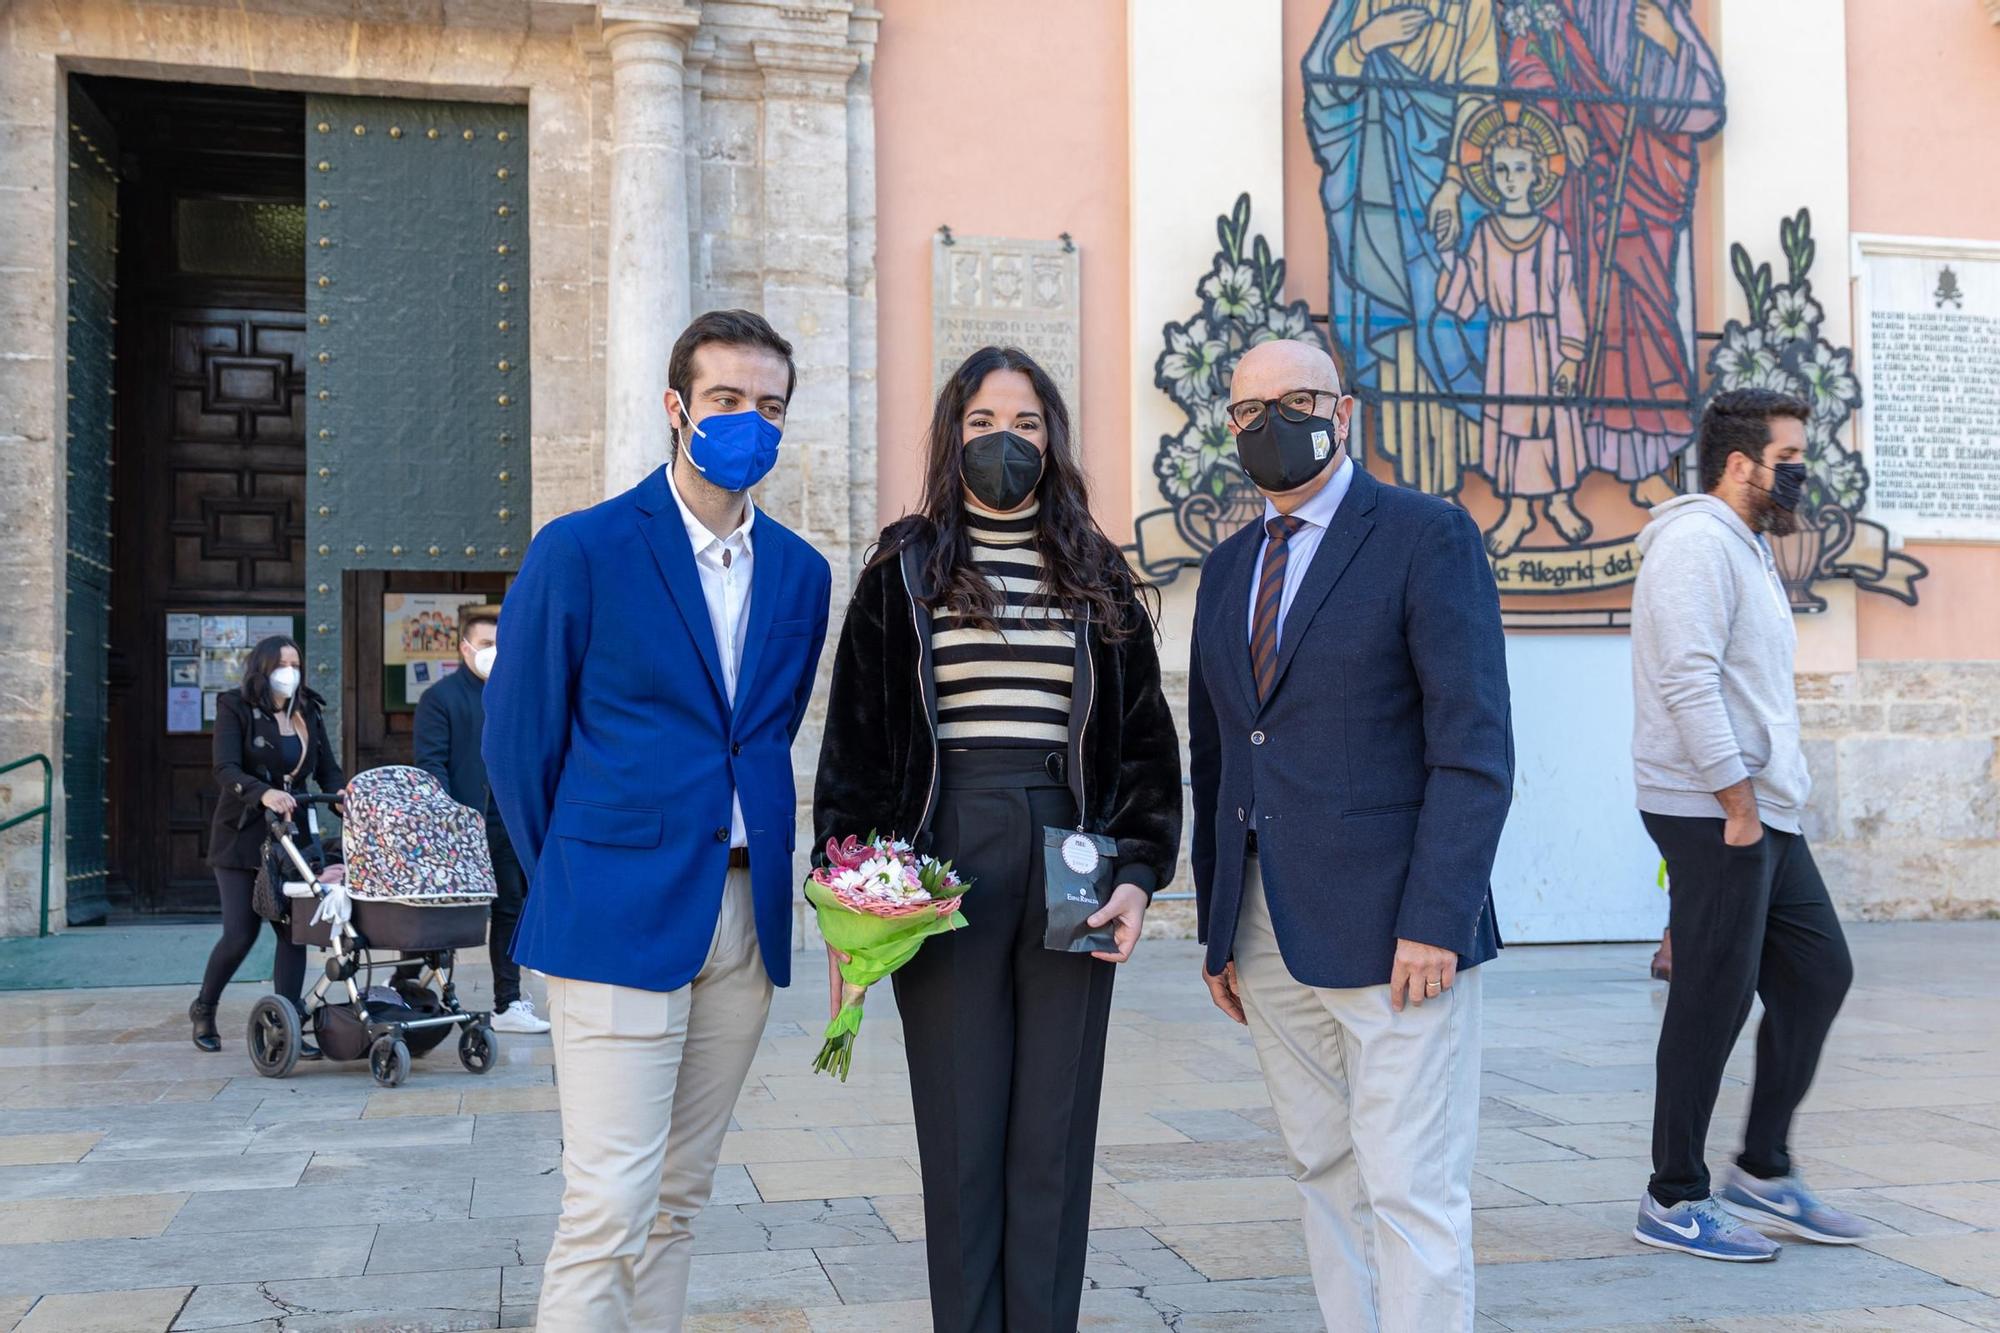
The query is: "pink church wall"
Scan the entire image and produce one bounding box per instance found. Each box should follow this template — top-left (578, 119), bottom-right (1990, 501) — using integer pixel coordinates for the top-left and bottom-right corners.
top-left (871, 0), bottom-right (1133, 536)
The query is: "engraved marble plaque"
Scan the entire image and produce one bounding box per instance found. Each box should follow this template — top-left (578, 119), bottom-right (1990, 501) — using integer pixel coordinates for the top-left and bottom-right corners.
top-left (932, 233), bottom-right (1081, 435)
top-left (1859, 238), bottom-right (2000, 541)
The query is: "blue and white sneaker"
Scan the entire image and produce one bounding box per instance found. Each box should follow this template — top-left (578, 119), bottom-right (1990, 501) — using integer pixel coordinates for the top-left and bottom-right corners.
top-left (1634, 1193), bottom-right (1781, 1261)
top-left (1718, 1166), bottom-right (1868, 1244)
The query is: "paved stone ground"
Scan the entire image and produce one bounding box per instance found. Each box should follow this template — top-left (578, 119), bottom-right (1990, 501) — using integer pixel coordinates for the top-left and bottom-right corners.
top-left (2, 923), bottom-right (1998, 1331)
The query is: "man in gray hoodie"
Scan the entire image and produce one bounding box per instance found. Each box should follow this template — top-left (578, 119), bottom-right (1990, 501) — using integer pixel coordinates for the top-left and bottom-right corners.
top-left (1628, 388), bottom-right (1864, 1262)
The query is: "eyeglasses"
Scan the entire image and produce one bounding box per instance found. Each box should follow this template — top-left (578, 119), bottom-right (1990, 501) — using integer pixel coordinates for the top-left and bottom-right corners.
top-left (1226, 388), bottom-right (1341, 432)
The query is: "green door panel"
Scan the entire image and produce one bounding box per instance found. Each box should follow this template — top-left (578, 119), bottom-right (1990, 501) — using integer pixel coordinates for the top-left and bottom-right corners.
top-left (64, 89), bottom-right (118, 926)
top-left (304, 96), bottom-right (530, 751)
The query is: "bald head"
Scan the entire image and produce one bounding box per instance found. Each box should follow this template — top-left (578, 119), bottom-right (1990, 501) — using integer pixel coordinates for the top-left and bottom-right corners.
top-left (1231, 338), bottom-right (1340, 406)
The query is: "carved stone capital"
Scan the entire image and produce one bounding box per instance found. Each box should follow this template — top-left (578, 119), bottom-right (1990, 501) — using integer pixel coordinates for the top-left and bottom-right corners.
top-left (585, 4), bottom-right (701, 67)
top-left (597, 1), bottom-right (703, 30)
top-left (849, 5), bottom-right (882, 58)
top-left (751, 38), bottom-right (860, 98)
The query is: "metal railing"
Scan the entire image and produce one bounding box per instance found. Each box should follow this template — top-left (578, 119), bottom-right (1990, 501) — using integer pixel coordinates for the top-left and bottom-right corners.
top-left (0, 755), bottom-right (54, 938)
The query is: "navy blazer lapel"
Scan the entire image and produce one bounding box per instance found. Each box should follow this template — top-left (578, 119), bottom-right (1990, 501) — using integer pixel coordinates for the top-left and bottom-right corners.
top-left (735, 515), bottom-right (785, 704)
top-left (634, 468), bottom-right (730, 712)
top-left (1218, 529), bottom-right (1262, 713)
top-left (1265, 468), bottom-right (1379, 705)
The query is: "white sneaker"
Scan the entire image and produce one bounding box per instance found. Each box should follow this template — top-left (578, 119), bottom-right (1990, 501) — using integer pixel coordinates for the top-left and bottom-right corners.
top-left (490, 998), bottom-right (550, 1034)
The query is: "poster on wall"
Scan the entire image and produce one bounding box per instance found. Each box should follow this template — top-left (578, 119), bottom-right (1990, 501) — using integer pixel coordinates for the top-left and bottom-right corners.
top-left (167, 611), bottom-right (305, 733)
top-left (1857, 238), bottom-right (2000, 543)
top-left (166, 687), bottom-right (202, 735)
top-left (201, 615), bottom-right (246, 649)
top-left (383, 593), bottom-right (490, 712)
top-left (246, 614), bottom-right (295, 644)
top-left (166, 613), bottom-right (200, 657)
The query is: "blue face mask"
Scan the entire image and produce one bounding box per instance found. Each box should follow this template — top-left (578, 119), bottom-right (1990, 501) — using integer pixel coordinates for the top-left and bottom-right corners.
top-left (683, 407), bottom-right (783, 493)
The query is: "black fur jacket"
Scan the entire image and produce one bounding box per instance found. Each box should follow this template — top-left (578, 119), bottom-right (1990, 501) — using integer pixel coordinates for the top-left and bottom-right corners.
top-left (812, 523), bottom-right (1184, 895)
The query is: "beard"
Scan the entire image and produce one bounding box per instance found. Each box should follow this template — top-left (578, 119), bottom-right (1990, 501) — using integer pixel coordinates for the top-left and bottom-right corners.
top-left (1756, 492), bottom-right (1801, 537)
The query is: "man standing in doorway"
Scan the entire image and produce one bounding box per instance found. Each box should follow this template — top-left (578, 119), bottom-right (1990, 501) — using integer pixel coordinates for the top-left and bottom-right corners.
top-left (1629, 387), bottom-right (1863, 1260)
top-left (1189, 338), bottom-right (1513, 1332)
top-left (485, 310), bottom-right (832, 1331)
top-left (413, 602), bottom-right (547, 1034)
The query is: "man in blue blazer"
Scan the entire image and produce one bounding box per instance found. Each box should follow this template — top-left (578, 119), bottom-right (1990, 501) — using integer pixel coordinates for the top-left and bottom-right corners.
top-left (1189, 338), bottom-right (1512, 1333)
top-left (485, 310), bottom-right (831, 1332)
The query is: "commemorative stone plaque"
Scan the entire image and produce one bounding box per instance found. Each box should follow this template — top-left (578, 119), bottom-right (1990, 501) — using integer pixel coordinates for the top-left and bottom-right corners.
top-left (1861, 241), bottom-right (2000, 542)
top-left (932, 233), bottom-right (1081, 437)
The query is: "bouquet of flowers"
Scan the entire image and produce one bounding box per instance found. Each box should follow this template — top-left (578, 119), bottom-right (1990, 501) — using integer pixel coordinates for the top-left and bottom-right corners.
top-left (805, 834), bottom-right (969, 1080)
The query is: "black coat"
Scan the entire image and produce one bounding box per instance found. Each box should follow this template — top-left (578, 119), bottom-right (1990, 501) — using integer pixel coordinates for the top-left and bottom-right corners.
top-left (813, 523), bottom-right (1183, 895)
top-left (412, 665), bottom-right (498, 825)
top-left (207, 687), bottom-right (347, 871)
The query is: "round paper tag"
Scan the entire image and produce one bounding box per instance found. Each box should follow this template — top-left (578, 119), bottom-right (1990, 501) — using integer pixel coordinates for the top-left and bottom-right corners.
top-left (1061, 833), bottom-right (1100, 876)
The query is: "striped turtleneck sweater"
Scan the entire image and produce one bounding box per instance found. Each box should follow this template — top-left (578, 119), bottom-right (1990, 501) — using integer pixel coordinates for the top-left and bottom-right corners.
top-left (932, 499), bottom-right (1075, 749)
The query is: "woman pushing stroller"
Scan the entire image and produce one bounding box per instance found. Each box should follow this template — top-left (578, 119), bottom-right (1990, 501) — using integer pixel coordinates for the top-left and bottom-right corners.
top-left (189, 636), bottom-right (345, 1053)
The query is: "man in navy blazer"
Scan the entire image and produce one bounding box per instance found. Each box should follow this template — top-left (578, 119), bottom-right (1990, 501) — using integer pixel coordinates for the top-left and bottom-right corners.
top-left (1189, 339), bottom-right (1512, 1333)
top-left (485, 310), bottom-right (831, 1332)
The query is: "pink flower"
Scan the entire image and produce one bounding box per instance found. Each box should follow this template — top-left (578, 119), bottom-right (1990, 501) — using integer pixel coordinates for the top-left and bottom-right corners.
top-left (824, 835), bottom-right (873, 871)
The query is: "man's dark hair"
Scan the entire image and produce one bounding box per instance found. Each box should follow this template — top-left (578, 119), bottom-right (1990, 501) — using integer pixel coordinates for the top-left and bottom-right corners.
top-left (459, 603), bottom-right (500, 638)
top-left (1697, 387), bottom-right (1811, 492)
top-left (667, 308), bottom-right (796, 426)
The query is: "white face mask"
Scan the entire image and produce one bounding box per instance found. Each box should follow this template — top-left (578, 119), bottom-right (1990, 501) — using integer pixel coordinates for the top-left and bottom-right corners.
top-left (472, 645), bottom-right (497, 679)
top-left (269, 666), bottom-right (301, 700)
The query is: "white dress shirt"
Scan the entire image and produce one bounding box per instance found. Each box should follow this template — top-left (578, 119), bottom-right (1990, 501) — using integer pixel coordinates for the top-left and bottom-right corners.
top-left (1247, 456), bottom-right (1355, 652)
top-left (665, 464), bottom-right (754, 848)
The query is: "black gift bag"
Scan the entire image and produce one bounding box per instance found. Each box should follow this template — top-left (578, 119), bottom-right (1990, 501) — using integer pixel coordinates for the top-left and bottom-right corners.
top-left (1042, 826), bottom-right (1119, 953)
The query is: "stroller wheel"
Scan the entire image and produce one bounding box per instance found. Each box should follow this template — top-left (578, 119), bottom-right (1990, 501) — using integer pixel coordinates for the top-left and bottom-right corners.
top-left (458, 1022), bottom-right (498, 1076)
top-left (247, 996), bottom-right (302, 1079)
top-left (369, 1035), bottom-right (412, 1088)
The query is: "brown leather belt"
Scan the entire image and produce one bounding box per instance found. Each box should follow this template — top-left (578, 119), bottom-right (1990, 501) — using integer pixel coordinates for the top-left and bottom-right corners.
top-left (728, 847), bottom-right (751, 869)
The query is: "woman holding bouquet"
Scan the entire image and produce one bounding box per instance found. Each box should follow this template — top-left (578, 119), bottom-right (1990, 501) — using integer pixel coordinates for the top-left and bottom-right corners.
top-left (815, 345), bottom-right (1182, 1332)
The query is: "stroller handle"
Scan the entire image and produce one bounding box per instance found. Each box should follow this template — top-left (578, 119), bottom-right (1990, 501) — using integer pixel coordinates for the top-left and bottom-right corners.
top-left (262, 789), bottom-right (343, 832)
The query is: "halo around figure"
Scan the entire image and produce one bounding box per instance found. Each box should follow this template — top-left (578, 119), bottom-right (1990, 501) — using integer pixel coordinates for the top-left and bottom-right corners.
top-left (1459, 99), bottom-right (1569, 212)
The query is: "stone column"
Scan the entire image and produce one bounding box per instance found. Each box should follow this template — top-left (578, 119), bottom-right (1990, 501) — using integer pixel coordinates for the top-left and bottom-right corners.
top-left (601, 9), bottom-right (699, 497)
top-left (749, 39), bottom-right (861, 573)
top-left (846, 10), bottom-right (882, 595)
top-left (683, 33), bottom-right (714, 311)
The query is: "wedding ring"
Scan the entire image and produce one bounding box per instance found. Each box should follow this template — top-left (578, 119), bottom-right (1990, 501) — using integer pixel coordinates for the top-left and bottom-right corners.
top-left (1426, 979), bottom-right (1442, 992)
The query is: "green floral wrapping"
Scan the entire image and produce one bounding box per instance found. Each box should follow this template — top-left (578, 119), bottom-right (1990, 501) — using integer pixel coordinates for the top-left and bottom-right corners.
top-left (803, 876), bottom-right (967, 1081)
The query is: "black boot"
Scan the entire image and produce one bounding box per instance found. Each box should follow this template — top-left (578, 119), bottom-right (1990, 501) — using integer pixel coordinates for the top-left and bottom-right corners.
top-left (189, 998), bottom-right (220, 1053)
top-left (290, 998), bottom-right (323, 1061)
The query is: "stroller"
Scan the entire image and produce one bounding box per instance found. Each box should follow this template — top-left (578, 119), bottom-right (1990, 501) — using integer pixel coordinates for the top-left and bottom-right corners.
top-left (247, 766), bottom-right (500, 1088)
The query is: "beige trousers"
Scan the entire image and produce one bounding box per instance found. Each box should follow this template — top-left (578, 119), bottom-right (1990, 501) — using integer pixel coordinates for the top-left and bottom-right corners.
top-left (1233, 859), bottom-right (1482, 1333)
top-left (535, 867), bottom-right (770, 1333)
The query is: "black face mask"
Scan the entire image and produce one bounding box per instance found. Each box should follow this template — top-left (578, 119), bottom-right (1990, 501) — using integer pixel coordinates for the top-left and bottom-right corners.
top-left (1767, 461), bottom-right (1807, 510)
top-left (1235, 412), bottom-right (1342, 494)
top-left (962, 430), bottom-right (1045, 512)
top-left (1756, 461), bottom-right (1807, 536)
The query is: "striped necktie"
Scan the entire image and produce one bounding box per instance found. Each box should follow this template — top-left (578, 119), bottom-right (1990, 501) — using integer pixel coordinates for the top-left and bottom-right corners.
top-left (1251, 515), bottom-right (1305, 702)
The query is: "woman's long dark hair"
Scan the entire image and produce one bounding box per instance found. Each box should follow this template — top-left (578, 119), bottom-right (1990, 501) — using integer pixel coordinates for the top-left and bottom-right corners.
top-left (877, 345), bottom-right (1154, 640)
top-left (240, 635), bottom-right (303, 714)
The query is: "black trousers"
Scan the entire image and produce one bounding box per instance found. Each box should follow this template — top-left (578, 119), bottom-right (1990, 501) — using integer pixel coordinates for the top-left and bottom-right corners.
top-left (198, 867), bottom-right (305, 1007)
top-left (1643, 813), bottom-right (1853, 1206)
top-left (487, 824), bottom-right (529, 1008)
top-left (892, 749), bottom-right (1117, 1333)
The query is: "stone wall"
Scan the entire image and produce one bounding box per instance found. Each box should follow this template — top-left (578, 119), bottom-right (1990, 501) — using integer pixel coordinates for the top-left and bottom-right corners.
top-left (1799, 661), bottom-right (2000, 919)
